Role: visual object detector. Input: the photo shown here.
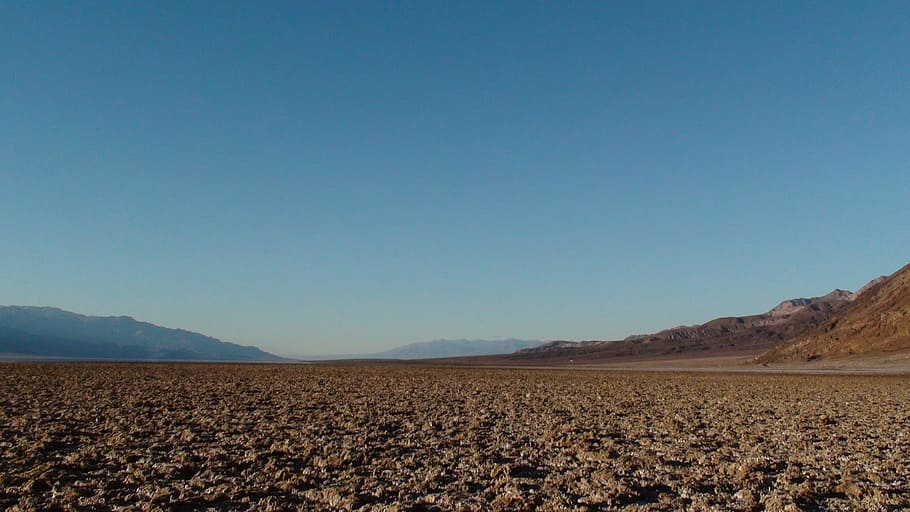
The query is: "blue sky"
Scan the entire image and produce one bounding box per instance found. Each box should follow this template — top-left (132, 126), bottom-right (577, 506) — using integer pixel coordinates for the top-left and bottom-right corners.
top-left (2, 1), bottom-right (908, 355)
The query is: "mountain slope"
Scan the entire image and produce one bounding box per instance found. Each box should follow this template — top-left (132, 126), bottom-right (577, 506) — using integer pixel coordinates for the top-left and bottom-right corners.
top-left (501, 290), bottom-right (856, 365)
top-left (758, 263), bottom-right (910, 362)
top-left (0, 306), bottom-right (282, 361)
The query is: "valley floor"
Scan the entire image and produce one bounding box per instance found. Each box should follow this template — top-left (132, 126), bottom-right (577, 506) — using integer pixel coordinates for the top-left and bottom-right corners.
top-left (423, 349), bottom-right (910, 376)
top-left (2, 363), bottom-right (909, 511)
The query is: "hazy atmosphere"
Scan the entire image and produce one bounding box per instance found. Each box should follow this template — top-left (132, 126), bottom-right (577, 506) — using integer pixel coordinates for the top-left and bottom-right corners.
top-left (2, 1), bottom-right (908, 356)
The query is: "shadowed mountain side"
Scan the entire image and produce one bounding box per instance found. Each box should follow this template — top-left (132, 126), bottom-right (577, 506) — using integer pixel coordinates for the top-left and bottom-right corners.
top-left (0, 306), bottom-right (282, 361)
top-left (758, 262), bottom-right (910, 363)
top-left (0, 325), bottom-right (199, 360)
top-left (449, 290), bottom-right (858, 366)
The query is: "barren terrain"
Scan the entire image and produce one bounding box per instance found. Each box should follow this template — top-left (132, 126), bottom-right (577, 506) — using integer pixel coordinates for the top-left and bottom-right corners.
top-left (2, 363), bottom-right (909, 511)
top-left (760, 262), bottom-right (910, 363)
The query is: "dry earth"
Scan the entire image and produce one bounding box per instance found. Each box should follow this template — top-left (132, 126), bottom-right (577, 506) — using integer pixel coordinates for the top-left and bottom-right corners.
top-left (1, 363), bottom-right (909, 511)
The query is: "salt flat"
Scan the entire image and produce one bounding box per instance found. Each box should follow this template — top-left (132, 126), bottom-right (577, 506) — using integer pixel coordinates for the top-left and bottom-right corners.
top-left (2, 363), bottom-right (908, 511)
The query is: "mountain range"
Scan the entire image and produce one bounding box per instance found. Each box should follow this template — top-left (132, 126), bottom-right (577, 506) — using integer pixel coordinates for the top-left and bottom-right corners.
top-left (4, 260), bottom-right (908, 366)
top-left (296, 338), bottom-right (544, 360)
top-left (0, 306), bottom-right (282, 361)
top-left (501, 290), bottom-right (857, 365)
top-left (480, 269), bottom-right (905, 367)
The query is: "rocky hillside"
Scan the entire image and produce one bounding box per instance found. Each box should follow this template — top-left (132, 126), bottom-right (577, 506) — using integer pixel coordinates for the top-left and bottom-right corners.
top-left (510, 289), bottom-right (859, 364)
top-left (758, 263), bottom-right (910, 362)
top-left (633, 289), bottom-right (853, 343)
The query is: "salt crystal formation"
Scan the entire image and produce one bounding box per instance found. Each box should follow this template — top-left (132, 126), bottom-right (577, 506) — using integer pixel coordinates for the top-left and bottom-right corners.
top-left (1, 363), bottom-right (908, 511)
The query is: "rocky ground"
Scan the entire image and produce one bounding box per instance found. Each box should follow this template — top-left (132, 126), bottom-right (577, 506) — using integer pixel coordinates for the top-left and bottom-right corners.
top-left (1, 363), bottom-right (908, 511)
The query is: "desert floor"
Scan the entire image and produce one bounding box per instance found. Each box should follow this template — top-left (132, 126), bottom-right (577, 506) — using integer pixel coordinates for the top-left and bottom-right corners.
top-left (1, 363), bottom-right (908, 511)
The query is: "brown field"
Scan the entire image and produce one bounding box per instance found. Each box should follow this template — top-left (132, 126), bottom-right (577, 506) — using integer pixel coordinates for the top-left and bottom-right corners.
top-left (1, 364), bottom-right (909, 511)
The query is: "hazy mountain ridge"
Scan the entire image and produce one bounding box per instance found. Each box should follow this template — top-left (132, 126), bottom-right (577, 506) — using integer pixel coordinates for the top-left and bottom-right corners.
top-left (375, 338), bottom-right (544, 359)
top-left (297, 338), bottom-right (544, 360)
top-left (0, 306), bottom-right (282, 361)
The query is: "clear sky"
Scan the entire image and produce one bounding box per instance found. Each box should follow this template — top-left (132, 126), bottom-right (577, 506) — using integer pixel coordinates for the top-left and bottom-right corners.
top-left (2, 1), bottom-right (908, 356)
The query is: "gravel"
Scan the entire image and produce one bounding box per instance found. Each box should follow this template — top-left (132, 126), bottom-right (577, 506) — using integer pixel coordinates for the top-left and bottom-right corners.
top-left (1, 363), bottom-right (908, 511)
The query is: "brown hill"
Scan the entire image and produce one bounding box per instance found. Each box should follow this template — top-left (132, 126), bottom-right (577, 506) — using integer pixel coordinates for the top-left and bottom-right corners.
top-left (492, 289), bottom-right (856, 365)
top-left (758, 263), bottom-right (910, 363)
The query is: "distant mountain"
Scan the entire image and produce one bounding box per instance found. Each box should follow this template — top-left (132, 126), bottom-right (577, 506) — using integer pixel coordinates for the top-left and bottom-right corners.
top-left (297, 338), bottom-right (544, 361)
top-left (758, 263), bottom-right (910, 363)
top-left (373, 338), bottom-right (544, 359)
top-left (0, 306), bottom-right (282, 361)
top-left (507, 288), bottom-right (859, 364)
